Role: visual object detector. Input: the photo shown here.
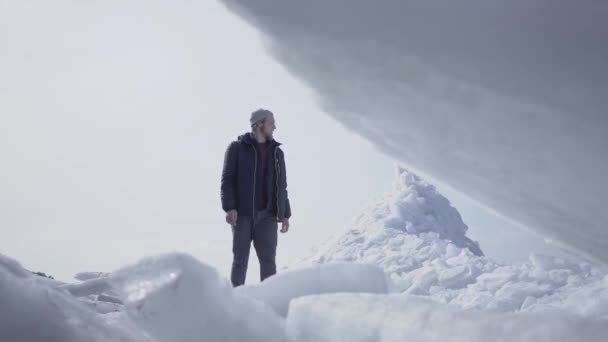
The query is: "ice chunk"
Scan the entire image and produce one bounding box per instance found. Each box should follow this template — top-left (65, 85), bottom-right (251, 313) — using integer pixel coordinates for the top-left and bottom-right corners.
top-left (237, 263), bottom-right (389, 316)
top-left (0, 254), bottom-right (148, 342)
top-left (286, 293), bottom-right (608, 342)
top-left (108, 253), bottom-right (287, 342)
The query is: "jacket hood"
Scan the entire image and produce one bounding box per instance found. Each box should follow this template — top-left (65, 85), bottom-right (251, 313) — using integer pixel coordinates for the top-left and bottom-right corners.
top-left (238, 132), bottom-right (281, 146)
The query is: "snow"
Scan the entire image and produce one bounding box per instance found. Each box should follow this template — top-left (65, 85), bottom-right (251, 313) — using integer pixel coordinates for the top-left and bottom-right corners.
top-left (0, 254), bottom-right (147, 342)
top-left (2, 170), bottom-right (607, 341)
top-left (2, 234), bottom-right (607, 342)
top-left (220, 0), bottom-right (608, 263)
top-left (107, 253), bottom-right (286, 342)
top-left (0, 253), bottom-right (286, 342)
top-left (236, 263), bottom-right (390, 316)
top-left (287, 294), bottom-right (608, 342)
top-left (297, 168), bottom-right (608, 317)
top-left (61, 277), bottom-right (112, 297)
top-left (0, 254), bottom-right (387, 342)
top-left (3, 1), bottom-right (607, 341)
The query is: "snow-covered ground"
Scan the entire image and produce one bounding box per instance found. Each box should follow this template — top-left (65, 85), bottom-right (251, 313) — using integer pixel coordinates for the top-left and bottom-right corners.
top-left (288, 293), bottom-right (608, 342)
top-left (3, 252), bottom-right (606, 342)
top-left (2, 168), bottom-right (606, 341)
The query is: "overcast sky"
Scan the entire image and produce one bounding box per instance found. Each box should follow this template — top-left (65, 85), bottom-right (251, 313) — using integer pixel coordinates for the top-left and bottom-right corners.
top-left (0, 0), bottom-right (574, 282)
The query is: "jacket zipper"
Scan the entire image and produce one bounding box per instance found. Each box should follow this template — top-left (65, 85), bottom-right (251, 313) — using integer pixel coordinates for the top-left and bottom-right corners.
top-left (274, 147), bottom-right (280, 221)
top-left (252, 144), bottom-right (257, 217)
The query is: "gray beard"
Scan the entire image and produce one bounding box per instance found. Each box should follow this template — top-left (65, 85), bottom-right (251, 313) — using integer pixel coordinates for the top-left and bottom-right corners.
top-left (253, 130), bottom-right (273, 141)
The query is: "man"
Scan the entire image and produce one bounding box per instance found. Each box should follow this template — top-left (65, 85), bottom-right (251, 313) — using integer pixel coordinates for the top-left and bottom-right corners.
top-left (221, 109), bottom-right (292, 287)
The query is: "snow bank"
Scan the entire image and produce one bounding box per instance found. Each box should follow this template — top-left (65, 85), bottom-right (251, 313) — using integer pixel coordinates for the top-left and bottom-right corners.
top-left (221, 0), bottom-right (608, 263)
top-left (286, 293), bottom-right (608, 342)
top-left (237, 263), bottom-right (389, 316)
top-left (298, 168), bottom-right (608, 317)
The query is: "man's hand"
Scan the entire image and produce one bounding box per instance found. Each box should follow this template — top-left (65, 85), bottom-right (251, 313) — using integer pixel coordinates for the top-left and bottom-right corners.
top-left (280, 218), bottom-right (290, 233)
top-left (226, 209), bottom-right (238, 226)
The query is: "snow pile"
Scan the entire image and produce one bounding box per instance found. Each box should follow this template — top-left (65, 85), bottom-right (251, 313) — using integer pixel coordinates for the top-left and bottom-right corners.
top-left (287, 293), bottom-right (608, 342)
top-left (308, 166), bottom-right (483, 258)
top-left (298, 168), bottom-right (608, 317)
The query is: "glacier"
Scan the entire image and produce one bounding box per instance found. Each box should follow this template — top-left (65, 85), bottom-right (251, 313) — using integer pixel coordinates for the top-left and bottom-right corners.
top-left (219, 0), bottom-right (608, 263)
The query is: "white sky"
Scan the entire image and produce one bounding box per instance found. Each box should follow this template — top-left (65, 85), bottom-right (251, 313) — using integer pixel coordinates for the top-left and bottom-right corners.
top-left (0, 0), bottom-right (569, 282)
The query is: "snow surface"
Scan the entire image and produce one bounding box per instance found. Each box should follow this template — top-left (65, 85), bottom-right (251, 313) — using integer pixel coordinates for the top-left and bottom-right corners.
top-left (0, 254), bottom-right (147, 342)
top-left (0, 253), bottom-right (389, 342)
top-left (107, 253), bottom-right (286, 342)
top-left (0, 253), bottom-right (289, 342)
top-left (5, 251), bottom-right (605, 342)
top-left (297, 168), bottom-right (608, 317)
top-left (236, 263), bottom-right (389, 317)
top-left (2, 220), bottom-right (607, 342)
top-left (2, 169), bottom-right (607, 341)
top-left (220, 0), bottom-right (608, 263)
top-left (287, 294), bottom-right (608, 342)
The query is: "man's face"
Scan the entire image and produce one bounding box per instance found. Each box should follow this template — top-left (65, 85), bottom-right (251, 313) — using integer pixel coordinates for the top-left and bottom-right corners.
top-left (260, 116), bottom-right (276, 139)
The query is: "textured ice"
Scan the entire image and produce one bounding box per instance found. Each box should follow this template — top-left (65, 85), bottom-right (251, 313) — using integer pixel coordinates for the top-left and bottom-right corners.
top-left (297, 168), bottom-right (608, 317)
top-left (287, 294), bottom-right (608, 342)
top-left (237, 263), bottom-right (389, 317)
top-left (0, 253), bottom-right (286, 342)
top-left (107, 253), bottom-right (286, 342)
top-left (3, 242), bottom-right (606, 342)
top-left (0, 253), bottom-right (388, 342)
top-left (2, 169), bottom-right (606, 342)
top-left (0, 254), bottom-right (148, 342)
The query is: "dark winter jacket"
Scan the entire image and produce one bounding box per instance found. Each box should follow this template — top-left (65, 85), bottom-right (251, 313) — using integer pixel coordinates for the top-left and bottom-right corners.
top-left (221, 133), bottom-right (291, 221)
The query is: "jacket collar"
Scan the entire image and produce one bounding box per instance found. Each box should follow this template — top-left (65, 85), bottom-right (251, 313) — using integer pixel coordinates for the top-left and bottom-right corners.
top-left (238, 132), bottom-right (281, 147)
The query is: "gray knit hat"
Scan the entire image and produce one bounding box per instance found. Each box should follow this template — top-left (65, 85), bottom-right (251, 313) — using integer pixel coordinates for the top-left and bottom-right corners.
top-left (250, 109), bottom-right (274, 127)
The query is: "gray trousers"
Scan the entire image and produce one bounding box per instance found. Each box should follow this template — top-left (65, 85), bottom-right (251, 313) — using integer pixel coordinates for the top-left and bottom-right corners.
top-left (230, 209), bottom-right (278, 287)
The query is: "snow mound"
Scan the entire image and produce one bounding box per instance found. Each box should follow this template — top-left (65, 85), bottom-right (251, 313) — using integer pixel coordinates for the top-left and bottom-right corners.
top-left (287, 293), bottom-right (608, 342)
top-left (298, 168), bottom-right (608, 317)
top-left (299, 166), bottom-right (483, 275)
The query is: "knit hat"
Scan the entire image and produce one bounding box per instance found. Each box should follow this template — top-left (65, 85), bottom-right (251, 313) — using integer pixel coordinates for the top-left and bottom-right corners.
top-left (250, 109), bottom-right (274, 126)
